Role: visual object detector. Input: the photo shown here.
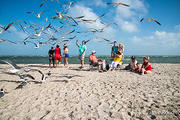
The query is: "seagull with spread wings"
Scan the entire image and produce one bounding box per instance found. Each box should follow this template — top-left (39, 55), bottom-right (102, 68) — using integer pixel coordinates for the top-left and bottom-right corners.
top-left (140, 17), bottom-right (161, 25)
top-left (3, 22), bottom-right (25, 32)
top-left (0, 39), bottom-right (17, 44)
top-left (107, 2), bottom-right (130, 7)
top-left (26, 11), bottom-right (45, 18)
top-left (81, 13), bottom-right (106, 23)
top-left (52, 12), bottom-right (78, 25)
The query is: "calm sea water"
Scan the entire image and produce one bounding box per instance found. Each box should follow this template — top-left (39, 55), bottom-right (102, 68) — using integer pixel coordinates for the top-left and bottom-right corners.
top-left (0, 56), bottom-right (180, 64)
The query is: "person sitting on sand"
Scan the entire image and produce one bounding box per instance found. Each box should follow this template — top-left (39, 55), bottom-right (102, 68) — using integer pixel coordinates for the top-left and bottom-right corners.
top-left (63, 44), bottom-right (69, 67)
top-left (48, 47), bottom-right (55, 68)
top-left (54, 45), bottom-right (61, 67)
top-left (109, 50), bottom-right (123, 71)
top-left (135, 63), bottom-right (141, 73)
top-left (111, 41), bottom-right (118, 58)
top-left (141, 56), bottom-right (151, 75)
top-left (89, 51), bottom-right (106, 72)
top-left (76, 40), bottom-right (87, 69)
top-left (125, 56), bottom-right (137, 71)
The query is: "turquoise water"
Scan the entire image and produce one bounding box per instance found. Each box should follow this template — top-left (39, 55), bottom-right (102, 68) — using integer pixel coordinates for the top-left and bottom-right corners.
top-left (0, 56), bottom-right (180, 64)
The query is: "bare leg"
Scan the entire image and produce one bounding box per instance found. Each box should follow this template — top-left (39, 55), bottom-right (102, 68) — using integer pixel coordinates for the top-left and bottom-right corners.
top-left (144, 71), bottom-right (151, 74)
top-left (141, 68), bottom-right (145, 75)
top-left (66, 58), bottom-right (68, 67)
top-left (56, 60), bottom-right (58, 67)
top-left (49, 60), bottom-right (51, 67)
top-left (64, 57), bottom-right (66, 66)
top-left (81, 60), bottom-right (84, 68)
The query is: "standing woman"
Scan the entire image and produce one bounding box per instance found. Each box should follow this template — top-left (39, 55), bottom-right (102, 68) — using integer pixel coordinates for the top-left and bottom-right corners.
top-left (63, 44), bottom-right (69, 67)
top-left (54, 45), bottom-right (61, 67)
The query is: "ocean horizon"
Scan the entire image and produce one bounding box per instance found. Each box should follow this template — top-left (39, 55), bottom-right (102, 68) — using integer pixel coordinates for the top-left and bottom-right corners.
top-left (0, 55), bottom-right (180, 64)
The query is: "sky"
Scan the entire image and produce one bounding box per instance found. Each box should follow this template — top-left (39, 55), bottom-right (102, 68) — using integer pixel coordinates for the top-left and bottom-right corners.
top-left (0, 0), bottom-right (180, 56)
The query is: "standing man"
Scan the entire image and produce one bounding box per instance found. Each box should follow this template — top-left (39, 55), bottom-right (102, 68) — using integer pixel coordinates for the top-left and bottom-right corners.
top-left (111, 41), bottom-right (118, 58)
top-left (76, 40), bottom-right (87, 69)
top-left (48, 47), bottom-right (55, 68)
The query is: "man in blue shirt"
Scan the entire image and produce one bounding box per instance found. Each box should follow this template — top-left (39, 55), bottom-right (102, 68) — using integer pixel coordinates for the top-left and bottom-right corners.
top-left (76, 40), bottom-right (87, 68)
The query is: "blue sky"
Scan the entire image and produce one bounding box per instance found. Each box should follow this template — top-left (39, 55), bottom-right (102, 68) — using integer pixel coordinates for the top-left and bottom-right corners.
top-left (0, 0), bottom-right (180, 56)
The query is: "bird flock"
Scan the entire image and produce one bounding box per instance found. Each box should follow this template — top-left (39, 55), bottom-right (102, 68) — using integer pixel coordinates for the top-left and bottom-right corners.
top-left (0, 0), bottom-right (161, 48)
top-left (0, 0), bottom-right (162, 98)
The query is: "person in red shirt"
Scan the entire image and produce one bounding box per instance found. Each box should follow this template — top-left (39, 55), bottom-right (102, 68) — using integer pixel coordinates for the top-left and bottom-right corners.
top-left (141, 56), bottom-right (151, 75)
top-left (54, 45), bottom-right (61, 67)
top-left (89, 51), bottom-right (106, 72)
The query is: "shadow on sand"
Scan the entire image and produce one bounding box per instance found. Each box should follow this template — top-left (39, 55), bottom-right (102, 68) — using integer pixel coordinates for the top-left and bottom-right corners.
top-left (51, 80), bottom-right (69, 83)
top-left (27, 64), bottom-right (49, 68)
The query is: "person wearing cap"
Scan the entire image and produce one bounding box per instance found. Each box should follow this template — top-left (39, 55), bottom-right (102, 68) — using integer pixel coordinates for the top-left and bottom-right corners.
top-left (109, 50), bottom-right (123, 71)
top-left (63, 44), bottom-right (69, 67)
top-left (89, 51), bottom-right (106, 72)
top-left (125, 56), bottom-right (137, 71)
top-left (76, 40), bottom-right (87, 68)
top-left (141, 56), bottom-right (151, 75)
top-left (111, 41), bottom-right (118, 58)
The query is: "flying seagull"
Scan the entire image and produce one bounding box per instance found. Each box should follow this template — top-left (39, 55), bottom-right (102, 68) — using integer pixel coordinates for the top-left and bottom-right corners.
top-left (107, 2), bottom-right (130, 7)
top-left (3, 22), bottom-right (25, 32)
top-left (0, 39), bottom-right (17, 44)
top-left (1, 60), bottom-right (22, 73)
top-left (140, 17), bottom-right (161, 25)
top-left (40, 0), bottom-right (48, 7)
top-left (26, 11), bottom-right (45, 18)
top-left (81, 13), bottom-right (106, 23)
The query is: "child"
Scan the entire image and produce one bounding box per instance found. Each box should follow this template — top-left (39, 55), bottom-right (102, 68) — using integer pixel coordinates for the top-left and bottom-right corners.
top-left (141, 56), bottom-right (151, 75)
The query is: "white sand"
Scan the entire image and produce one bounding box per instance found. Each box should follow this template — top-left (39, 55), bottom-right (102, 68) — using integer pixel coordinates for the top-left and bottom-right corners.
top-left (0, 64), bottom-right (179, 120)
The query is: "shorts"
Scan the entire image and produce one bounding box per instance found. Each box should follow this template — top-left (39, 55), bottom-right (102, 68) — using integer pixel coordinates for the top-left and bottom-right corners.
top-left (79, 55), bottom-right (85, 61)
top-left (92, 62), bottom-right (98, 67)
top-left (49, 57), bottom-right (54, 63)
top-left (65, 54), bottom-right (69, 58)
top-left (110, 61), bottom-right (121, 68)
top-left (54, 55), bottom-right (61, 60)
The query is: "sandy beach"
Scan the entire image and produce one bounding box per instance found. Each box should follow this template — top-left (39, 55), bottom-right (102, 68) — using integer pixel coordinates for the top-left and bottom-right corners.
top-left (0, 64), bottom-right (179, 120)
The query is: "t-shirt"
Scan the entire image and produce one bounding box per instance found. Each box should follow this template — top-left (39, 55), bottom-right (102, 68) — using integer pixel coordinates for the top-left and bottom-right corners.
top-left (55, 48), bottom-right (61, 56)
top-left (89, 55), bottom-right (98, 63)
top-left (112, 46), bottom-right (118, 55)
top-left (79, 44), bottom-right (87, 56)
top-left (113, 55), bottom-right (122, 64)
top-left (130, 60), bottom-right (137, 69)
top-left (48, 50), bottom-right (54, 57)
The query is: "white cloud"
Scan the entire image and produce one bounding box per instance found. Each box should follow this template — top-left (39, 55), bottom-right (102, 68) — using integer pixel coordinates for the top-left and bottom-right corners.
top-left (114, 0), bottom-right (148, 33)
top-left (69, 4), bottom-right (116, 39)
top-left (78, 0), bottom-right (107, 7)
top-left (9, 26), bottom-right (27, 39)
top-left (116, 18), bottom-right (138, 32)
top-left (132, 29), bottom-right (180, 48)
top-left (174, 24), bottom-right (180, 32)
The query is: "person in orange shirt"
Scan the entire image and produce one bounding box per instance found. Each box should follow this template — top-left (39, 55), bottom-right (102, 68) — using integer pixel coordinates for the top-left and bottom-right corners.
top-left (89, 51), bottom-right (106, 72)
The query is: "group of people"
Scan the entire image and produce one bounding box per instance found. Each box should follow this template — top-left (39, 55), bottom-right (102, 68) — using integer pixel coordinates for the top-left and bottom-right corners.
top-left (48, 40), bottom-right (151, 75)
top-left (125, 56), bottom-right (152, 75)
top-left (48, 44), bottom-right (69, 68)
